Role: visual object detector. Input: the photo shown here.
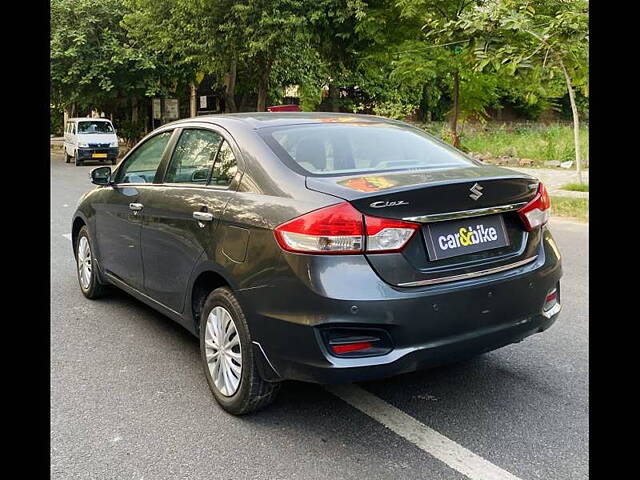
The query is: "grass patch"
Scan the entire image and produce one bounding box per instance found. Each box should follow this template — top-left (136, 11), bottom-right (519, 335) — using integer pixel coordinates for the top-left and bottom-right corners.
top-left (417, 121), bottom-right (589, 166)
top-left (561, 182), bottom-right (589, 192)
top-left (550, 196), bottom-right (589, 222)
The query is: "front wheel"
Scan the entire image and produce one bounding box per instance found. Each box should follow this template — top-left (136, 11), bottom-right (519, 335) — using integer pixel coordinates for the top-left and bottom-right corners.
top-left (74, 151), bottom-right (82, 166)
top-left (65, 150), bottom-right (71, 163)
top-left (200, 287), bottom-right (280, 415)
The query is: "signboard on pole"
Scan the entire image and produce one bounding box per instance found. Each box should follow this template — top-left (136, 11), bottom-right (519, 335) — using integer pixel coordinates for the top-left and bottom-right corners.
top-left (200, 96), bottom-right (207, 109)
top-left (152, 99), bottom-right (162, 120)
top-left (164, 99), bottom-right (179, 119)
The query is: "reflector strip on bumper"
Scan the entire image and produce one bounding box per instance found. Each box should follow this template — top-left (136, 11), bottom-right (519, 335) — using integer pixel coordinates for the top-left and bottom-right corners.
top-left (542, 301), bottom-right (561, 319)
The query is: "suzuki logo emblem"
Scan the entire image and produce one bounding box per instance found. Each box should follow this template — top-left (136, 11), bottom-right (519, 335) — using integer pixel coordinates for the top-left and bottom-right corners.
top-left (469, 183), bottom-right (484, 200)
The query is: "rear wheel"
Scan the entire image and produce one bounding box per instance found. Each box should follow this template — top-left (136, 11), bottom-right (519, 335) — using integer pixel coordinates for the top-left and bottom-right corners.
top-left (200, 287), bottom-right (280, 414)
top-left (75, 226), bottom-right (107, 299)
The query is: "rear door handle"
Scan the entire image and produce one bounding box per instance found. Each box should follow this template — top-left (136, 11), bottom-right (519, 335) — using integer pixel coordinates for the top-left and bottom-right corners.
top-left (129, 203), bottom-right (144, 212)
top-left (193, 211), bottom-right (214, 222)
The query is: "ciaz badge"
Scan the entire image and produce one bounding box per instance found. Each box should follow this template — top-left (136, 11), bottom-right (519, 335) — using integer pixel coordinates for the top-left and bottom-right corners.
top-left (369, 200), bottom-right (409, 209)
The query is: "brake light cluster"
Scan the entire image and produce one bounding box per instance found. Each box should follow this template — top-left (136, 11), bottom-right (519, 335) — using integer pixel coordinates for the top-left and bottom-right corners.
top-left (274, 202), bottom-right (419, 254)
top-left (518, 182), bottom-right (551, 231)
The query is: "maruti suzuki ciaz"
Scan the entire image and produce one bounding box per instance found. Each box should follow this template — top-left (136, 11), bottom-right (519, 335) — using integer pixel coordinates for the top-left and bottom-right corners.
top-left (72, 113), bottom-right (562, 414)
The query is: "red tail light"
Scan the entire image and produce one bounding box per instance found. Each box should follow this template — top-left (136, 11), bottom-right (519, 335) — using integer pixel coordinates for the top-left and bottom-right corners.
top-left (518, 182), bottom-right (551, 231)
top-left (274, 202), bottom-right (419, 254)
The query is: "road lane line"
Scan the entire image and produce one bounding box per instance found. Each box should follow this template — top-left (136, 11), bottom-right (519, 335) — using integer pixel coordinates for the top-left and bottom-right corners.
top-left (326, 384), bottom-right (522, 480)
top-left (62, 233), bottom-right (72, 241)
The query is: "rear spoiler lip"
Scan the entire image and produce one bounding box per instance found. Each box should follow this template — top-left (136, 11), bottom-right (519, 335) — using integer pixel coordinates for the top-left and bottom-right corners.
top-left (306, 169), bottom-right (537, 202)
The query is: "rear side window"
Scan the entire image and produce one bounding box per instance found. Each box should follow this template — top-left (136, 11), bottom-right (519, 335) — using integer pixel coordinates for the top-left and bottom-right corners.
top-left (260, 123), bottom-right (473, 176)
top-left (210, 140), bottom-right (238, 187)
top-left (164, 129), bottom-right (223, 184)
top-left (115, 131), bottom-right (172, 184)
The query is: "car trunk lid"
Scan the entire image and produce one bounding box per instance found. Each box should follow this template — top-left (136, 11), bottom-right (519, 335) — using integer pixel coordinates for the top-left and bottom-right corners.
top-left (306, 165), bottom-right (541, 287)
top-left (306, 165), bottom-right (537, 216)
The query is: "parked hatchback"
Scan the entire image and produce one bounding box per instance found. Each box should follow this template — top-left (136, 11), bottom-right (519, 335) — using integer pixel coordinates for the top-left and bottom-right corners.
top-left (72, 113), bottom-right (562, 414)
top-left (64, 117), bottom-right (119, 166)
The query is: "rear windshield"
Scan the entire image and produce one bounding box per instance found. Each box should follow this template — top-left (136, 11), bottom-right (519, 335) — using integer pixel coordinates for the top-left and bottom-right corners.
top-left (259, 123), bottom-right (474, 176)
top-left (78, 121), bottom-right (114, 134)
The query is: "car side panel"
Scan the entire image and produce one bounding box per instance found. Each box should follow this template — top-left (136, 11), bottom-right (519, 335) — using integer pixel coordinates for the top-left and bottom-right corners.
top-left (92, 185), bottom-right (145, 289)
top-left (139, 185), bottom-right (236, 313)
top-left (180, 173), bottom-right (342, 334)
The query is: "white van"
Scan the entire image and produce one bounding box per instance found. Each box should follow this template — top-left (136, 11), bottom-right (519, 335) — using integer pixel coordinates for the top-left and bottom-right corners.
top-left (63, 117), bottom-right (119, 166)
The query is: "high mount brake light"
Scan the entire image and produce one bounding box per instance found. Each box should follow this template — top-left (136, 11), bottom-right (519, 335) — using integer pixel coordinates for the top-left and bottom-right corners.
top-left (274, 202), bottom-right (419, 254)
top-left (518, 182), bottom-right (551, 231)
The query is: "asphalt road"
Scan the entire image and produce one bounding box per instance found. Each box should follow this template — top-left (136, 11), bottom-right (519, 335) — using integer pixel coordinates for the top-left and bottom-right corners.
top-left (50, 152), bottom-right (588, 480)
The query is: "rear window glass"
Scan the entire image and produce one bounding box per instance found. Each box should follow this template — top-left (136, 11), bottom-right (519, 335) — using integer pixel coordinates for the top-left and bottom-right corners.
top-left (259, 123), bottom-right (474, 176)
top-left (78, 121), bottom-right (114, 134)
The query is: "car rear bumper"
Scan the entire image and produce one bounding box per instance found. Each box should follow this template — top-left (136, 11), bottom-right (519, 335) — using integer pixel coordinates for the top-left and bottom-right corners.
top-left (242, 226), bottom-right (562, 384)
top-left (254, 310), bottom-right (559, 384)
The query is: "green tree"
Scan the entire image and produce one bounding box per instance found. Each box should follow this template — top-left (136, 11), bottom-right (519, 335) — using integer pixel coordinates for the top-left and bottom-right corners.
top-left (123, 0), bottom-right (321, 112)
top-left (456, 0), bottom-right (588, 181)
top-left (122, 0), bottom-right (225, 115)
top-left (51, 0), bottom-right (166, 122)
top-left (390, 0), bottom-right (488, 146)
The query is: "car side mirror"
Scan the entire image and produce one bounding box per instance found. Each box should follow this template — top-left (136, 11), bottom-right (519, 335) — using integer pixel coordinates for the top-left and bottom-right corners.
top-left (90, 166), bottom-right (112, 185)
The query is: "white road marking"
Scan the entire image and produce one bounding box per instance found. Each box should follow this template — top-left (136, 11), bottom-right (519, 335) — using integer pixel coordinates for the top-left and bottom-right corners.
top-left (326, 384), bottom-right (522, 480)
top-left (62, 233), bottom-right (72, 241)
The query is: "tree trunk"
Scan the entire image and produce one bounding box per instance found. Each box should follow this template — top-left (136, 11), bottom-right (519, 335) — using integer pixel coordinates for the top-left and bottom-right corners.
top-left (329, 84), bottom-right (340, 112)
top-left (144, 98), bottom-right (150, 134)
top-left (131, 97), bottom-right (138, 123)
top-left (559, 57), bottom-right (582, 184)
top-left (256, 60), bottom-right (272, 112)
top-left (450, 70), bottom-right (460, 148)
top-left (224, 57), bottom-right (238, 113)
top-left (190, 82), bottom-right (197, 118)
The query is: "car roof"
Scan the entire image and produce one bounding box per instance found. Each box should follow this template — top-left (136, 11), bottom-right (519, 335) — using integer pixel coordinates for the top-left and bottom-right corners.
top-left (68, 117), bottom-right (112, 122)
top-left (165, 112), bottom-right (407, 130)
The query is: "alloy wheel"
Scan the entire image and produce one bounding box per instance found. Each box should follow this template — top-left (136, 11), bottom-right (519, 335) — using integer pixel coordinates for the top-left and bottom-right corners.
top-left (204, 306), bottom-right (243, 396)
top-left (77, 236), bottom-right (92, 289)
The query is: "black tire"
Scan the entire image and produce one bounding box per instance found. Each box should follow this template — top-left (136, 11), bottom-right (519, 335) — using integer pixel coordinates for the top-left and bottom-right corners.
top-left (75, 226), bottom-right (108, 299)
top-left (199, 287), bottom-right (280, 415)
top-left (74, 151), bottom-right (82, 166)
top-left (65, 150), bottom-right (71, 163)
top-left (111, 159), bottom-right (117, 165)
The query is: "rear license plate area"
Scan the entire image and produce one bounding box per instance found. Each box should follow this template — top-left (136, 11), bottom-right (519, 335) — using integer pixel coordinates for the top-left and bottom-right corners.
top-left (423, 214), bottom-right (510, 261)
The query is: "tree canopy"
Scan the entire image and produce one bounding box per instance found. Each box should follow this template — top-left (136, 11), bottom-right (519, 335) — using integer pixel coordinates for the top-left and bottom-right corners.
top-left (51, 0), bottom-right (589, 159)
